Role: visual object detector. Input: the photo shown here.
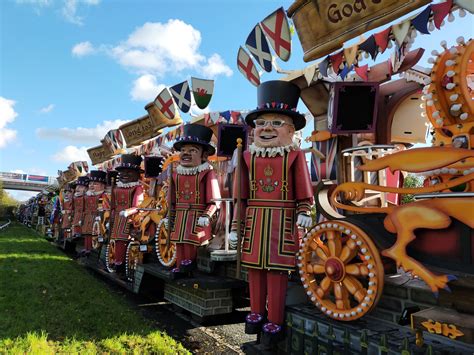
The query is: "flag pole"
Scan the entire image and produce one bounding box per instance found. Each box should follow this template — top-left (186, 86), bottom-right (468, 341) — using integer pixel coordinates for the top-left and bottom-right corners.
top-left (235, 138), bottom-right (243, 279)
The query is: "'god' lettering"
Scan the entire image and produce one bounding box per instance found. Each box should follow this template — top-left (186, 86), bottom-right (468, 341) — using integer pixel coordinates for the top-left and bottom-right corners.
top-left (328, 0), bottom-right (381, 24)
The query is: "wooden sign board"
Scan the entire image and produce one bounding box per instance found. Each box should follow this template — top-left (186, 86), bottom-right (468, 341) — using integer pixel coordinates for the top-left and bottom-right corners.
top-left (145, 102), bottom-right (183, 131)
top-left (119, 115), bottom-right (158, 147)
top-left (87, 144), bottom-right (112, 165)
top-left (287, 0), bottom-right (430, 62)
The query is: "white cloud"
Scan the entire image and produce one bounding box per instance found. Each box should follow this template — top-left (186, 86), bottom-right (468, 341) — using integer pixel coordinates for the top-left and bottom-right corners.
top-left (72, 41), bottom-right (95, 57)
top-left (7, 190), bottom-right (38, 202)
top-left (11, 169), bottom-right (27, 174)
top-left (15, 0), bottom-right (100, 25)
top-left (39, 103), bottom-right (55, 113)
top-left (0, 97), bottom-right (19, 149)
top-left (36, 119), bottom-right (129, 143)
top-left (201, 54), bottom-right (233, 78)
top-left (130, 74), bottom-right (166, 101)
top-left (52, 145), bottom-right (90, 162)
top-left (107, 20), bottom-right (232, 80)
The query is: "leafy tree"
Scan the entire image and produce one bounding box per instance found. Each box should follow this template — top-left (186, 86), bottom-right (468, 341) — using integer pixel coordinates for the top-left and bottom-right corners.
top-left (401, 174), bottom-right (423, 204)
top-left (0, 181), bottom-right (19, 218)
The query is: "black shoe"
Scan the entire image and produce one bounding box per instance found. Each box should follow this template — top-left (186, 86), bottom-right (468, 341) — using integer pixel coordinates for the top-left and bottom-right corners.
top-left (245, 313), bottom-right (264, 334)
top-left (260, 322), bottom-right (284, 349)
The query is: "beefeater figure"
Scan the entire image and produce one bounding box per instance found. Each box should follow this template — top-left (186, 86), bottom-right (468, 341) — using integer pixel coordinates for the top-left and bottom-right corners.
top-left (109, 154), bottom-right (144, 269)
top-left (81, 170), bottom-right (108, 253)
top-left (71, 176), bottom-right (89, 238)
top-left (170, 123), bottom-right (221, 274)
top-left (229, 80), bottom-right (314, 346)
top-left (60, 183), bottom-right (74, 240)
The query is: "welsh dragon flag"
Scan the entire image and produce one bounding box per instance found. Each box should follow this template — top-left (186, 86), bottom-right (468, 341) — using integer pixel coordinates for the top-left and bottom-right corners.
top-left (191, 77), bottom-right (214, 109)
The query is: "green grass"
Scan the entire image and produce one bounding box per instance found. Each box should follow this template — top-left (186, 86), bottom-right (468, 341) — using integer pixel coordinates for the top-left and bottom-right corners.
top-left (0, 223), bottom-right (190, 354)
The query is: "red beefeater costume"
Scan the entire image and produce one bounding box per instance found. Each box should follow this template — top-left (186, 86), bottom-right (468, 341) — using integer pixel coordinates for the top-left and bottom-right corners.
top-left (110, 182), bottom-right (144, 264)
top-left (61, 200), bottom-right (73, 230)
top-left (82, 192), bottom-right (107, 250)
top-left (71, 195), bottom-right (85, 236)
top-left (234, 148), bottom-right (313, 325)
top-left (170, 163), bottom-right (220, 264)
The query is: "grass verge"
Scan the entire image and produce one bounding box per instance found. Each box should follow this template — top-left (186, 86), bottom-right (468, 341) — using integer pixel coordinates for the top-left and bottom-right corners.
top-left (0, 222), bottom-right (189, 354)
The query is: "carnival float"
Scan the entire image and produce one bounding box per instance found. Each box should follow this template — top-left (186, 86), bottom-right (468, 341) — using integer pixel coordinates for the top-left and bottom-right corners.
top-left (17, 0), bottom-right (474, 353)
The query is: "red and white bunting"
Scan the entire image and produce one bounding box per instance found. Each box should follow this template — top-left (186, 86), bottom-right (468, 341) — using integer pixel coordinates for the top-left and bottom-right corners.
top-left (237, 46), bottom-right (260, 87)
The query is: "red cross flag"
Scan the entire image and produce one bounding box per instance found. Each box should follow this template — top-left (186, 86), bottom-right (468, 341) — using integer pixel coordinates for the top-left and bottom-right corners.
top-left (154, 88), bottom-right (176, 120)
top-left (260, 7), bottom-right (291, 62)
top-left (237, 46), bottom-right (260, 87)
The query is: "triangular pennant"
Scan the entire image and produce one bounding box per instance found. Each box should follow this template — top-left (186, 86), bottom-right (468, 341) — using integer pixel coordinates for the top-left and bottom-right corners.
top-left (220, 110), bottom-right (231, 123)
top-left (374, 27), bottom-right (391, 54)
top-left (237, 46), bottom-right (261, 86)
top-left (170, 81), bottom-right (191, 113)
top-left (303, 64), bottom-right (317, 86)
top-left (355, 64), bottom-right (369, 81)
top-left (191, 77), bottom-right (214, 110)
top-left (339, 64), bottom-right (353, 80)
top-left (260, 7), bottom-right (291, 61)
top-left (318, 57), bottom-right (330, 77)
top-left (154, 88), bottom-right (176, 120)
top-left (231, 111), bottom-right (241, 124)
top-left (245, 24), bottom-right (272, 72)
top-left (392, 20), bottom-right (411, 46)
top-left (329, 51), bottom-right (344, 74)
top-left (412, 5), bottom-right (432, 34)
top-left (358, 35), bottom-right (378, 60)
top-left (210, 112), bottom-right (220, 124)
top-left (343, 45), bottom-right (359, 67)
top-left (204, 113), bottom-right (211, 126)
top-left (432, 0), bottom-right (452, 29)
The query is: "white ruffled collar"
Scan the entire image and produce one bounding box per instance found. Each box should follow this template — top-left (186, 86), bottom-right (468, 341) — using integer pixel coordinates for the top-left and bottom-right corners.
top-left (116, 181), bottom-right (141, 188)
top-left (74, 192), bottom-right (84, 198)
top-left (249, 142), bottom-right (299, 157)
top-left (86, 190), bottom-right (104, 196)
top-left (176, 162), bottom-right (212, 175)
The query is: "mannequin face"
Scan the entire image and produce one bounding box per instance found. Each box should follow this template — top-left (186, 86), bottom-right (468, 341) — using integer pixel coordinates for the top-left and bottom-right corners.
top-left (64, 189), bottom-right (73, 200)
top-left (89, 181), bottom-right (105, 193)
top-left (253, 113), bottom-right (295, 148)
top-left (75, 185), bottom-right (87, 194)
top-left (118, 168), bottom-right (140, 183)
top-left (179, 144), bottom-right (208, 167)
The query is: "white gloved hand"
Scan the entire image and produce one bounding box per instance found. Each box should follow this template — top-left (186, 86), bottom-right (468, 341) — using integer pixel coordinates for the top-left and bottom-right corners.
top-left (105, 222), bottom-right (110, 230)
top-left (78, 220), bottom-right (82, 226)
top-left (229, 231), bottom-right (238, 250)
top-left (95, 216), bottom-right (101, 221)
top-left (296, 214), bottom-right (313, 228)
top-left (119, 210), bottom-right (127, 218)
top-left (197, 216), bottom-right (210, 227)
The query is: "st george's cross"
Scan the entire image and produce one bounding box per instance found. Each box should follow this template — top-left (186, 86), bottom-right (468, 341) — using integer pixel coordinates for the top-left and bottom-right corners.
top-left (237, 46), bottom-right (260, 87)
top-left (260, 7), bottom-right (291, 62)
top-left (170, 80), bottom-right (191, 113)
top-left (245, 24), bottom-right (272, 72)
top-left (154, 88), bottom-right (176, 120)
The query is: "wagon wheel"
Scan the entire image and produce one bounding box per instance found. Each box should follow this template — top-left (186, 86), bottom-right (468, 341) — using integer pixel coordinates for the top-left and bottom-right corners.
top-left (91, 220), bottom-right (101, 250)
top-left (125, 241), bottom-right (143, 282)
top-left (298, 220), bottom-right (384, 321)
top-left (155, 218), bottom-right (176, 267)
top-left (105, 240), bottom-right (116, 273)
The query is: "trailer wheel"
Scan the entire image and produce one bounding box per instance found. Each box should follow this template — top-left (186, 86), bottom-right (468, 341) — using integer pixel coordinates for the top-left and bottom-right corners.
top-left (298, 220), bottom-right (384, 321)
top-left (125, 241), bottom-right (143, 282)
top-left (105, 240), bottom-right (116, 273)
top-left (155, 218), bottom-right (176, 267)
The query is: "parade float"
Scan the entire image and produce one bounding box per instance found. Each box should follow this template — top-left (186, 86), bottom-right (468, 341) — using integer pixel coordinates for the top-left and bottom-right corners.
top-left (17, 0), bottom-right (474, 353)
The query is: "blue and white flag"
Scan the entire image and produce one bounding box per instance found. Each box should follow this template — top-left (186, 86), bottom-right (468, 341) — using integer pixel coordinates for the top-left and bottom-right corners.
top-left (170, 81), bottom-right (191, 113)
top-left (245, 24), bottom-right (272, 72)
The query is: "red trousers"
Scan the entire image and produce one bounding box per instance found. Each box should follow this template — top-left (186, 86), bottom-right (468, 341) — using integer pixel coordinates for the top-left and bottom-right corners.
top-left (113, 240), bottom-right (128, 265)
top-left (84, 235), bottom-right (92, 251)
top-left (248, 269), bottom-right (288, 325)
top-left (176, 243), bottom-right (198, 265)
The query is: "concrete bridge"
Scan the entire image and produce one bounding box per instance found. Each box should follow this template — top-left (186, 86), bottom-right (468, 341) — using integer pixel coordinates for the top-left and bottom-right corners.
top-left (0, 172), bottom-right (57, 192)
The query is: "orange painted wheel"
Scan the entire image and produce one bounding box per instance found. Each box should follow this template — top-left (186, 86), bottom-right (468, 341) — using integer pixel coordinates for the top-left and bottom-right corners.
top-left (126, 241), bottom-right (143, 282)
top-left (155, 218), bottom-right (176, 267)
top-left (298, 220), bottom-right (384, 321)
top-left (105, 240), bottom-right (116, 273)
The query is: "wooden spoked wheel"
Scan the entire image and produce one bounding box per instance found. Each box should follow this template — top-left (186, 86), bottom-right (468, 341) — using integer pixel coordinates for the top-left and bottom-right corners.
top-left (155, 219), bottom-right (176, 267)
top-left (105, 240), bottom-right (116, 273)
top-left (91, 221), bottom-right (101, 250)
top-left (298, 220), bottom-right (384, 321)
top-left (125, 242), bottom-right (143, 282)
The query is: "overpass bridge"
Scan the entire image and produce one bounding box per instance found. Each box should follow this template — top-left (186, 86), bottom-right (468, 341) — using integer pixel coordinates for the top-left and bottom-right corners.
top-left (0, 172), bottom-right (57, 192)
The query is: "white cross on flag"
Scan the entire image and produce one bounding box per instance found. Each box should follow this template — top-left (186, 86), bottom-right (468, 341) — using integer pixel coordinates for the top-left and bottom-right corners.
top-left (154, 88), bottom-right (176, 120)
top-left (170, 80), bottom-right (191, 113)
top-left (237, 46), bottom-right (260, 87)
top-left (260, 7), bottom-right (291, 62)
top-left (245, 24), bottom-right (272, 72)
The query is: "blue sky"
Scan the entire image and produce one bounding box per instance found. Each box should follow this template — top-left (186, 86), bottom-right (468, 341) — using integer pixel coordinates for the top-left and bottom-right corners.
top-left (1, 0), bottom-right (472, 200)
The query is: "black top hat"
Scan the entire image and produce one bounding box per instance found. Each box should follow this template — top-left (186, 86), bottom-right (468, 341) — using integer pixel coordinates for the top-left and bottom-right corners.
top-left (116, 154), bottom-right (143, 171)
top-left (76, 176), bottom-right (89, 187)
top-left (89, 170), bottom-right (107, 184)
top-left (173, 124), bottom-right (216, 155)
top-left (245, 80), bottom-right (306, 131)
